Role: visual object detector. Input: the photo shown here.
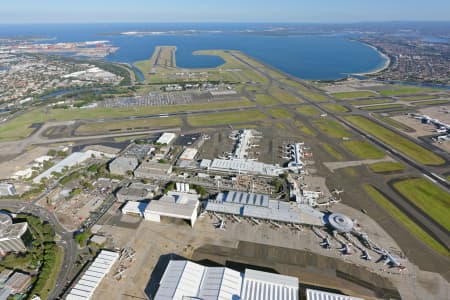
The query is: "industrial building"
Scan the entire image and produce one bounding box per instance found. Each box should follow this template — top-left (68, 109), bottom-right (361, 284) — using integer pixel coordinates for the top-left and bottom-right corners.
top-left (66, 250), bottom-right (119, 300)
top-left (34, 150), bottom-right (115, 183)
top-left (0, 183), bottom-right (15, 197)
top-left (178, 147), bottom-right (198, 161)
top-left (205, 191), bottom-right (325, 226)
top-left (306, 288), bottom-right (364, 300)
top-left (144, 189), bottom-right (200, 227)
top-left (153, 260), bottom-right (299, 300)
top-left (0, 214), bottom-right (30, 254)
top-left (121, 201), bottom-right (148, 217)
top-left (201, 159), bottom-right (284, 177)
top-left (4, 272), bottom-right (31, 294)
top-left (116, 182), bottom-right (158, 203)
top-left (156, 132), bottom-right (177, 145)
top-left (109, 156), bottom-right (139, 176)
top-left (134, 160), bottom-right (172, 178)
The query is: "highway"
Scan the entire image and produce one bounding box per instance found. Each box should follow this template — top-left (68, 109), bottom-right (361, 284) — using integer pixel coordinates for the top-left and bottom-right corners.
top-left (0, 200), bottom-right (77, 300)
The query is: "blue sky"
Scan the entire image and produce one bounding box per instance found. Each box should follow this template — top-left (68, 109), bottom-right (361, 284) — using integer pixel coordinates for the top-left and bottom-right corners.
top-left (1, 0), bottom-right (449, 23)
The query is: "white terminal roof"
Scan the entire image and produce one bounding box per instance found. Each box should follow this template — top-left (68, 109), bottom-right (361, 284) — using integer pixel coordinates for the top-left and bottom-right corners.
top-left (155, 260), bottom-right (299, 300)
top-left (207, 159), bottom-right (284, 177)
top-left (66, 250), bottom-right (119, 300)
top-left (145, 192), bottom-right (199, 220)
top-left (205, 191), bottom-right (324, 226)
top-left (157, 132), bottom-right (176, 145)
top-left (306, 288), bottom-right (364, 300)
top-left (241, 269), bottom-right (299, 300)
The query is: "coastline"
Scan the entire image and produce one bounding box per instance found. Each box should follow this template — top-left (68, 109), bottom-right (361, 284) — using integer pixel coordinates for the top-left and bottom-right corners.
top-left (352, 43), bottom-right (391, 76)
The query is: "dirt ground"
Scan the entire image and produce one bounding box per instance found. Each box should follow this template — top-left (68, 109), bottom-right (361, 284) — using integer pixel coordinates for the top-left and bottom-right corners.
top-left (0, 145), bottom-right (51, 179)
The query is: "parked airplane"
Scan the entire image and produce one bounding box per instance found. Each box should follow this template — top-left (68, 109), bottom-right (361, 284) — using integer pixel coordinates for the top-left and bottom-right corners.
top-left (361, 250), bottom-right (372, 261)
top-left (320, 237), bottom-right (331, 249)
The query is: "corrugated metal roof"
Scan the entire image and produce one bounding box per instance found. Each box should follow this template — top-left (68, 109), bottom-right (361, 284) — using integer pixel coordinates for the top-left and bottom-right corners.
top-left (66, 250), bottom-right (118, 300)
top-left (155, 261), bottom-right (204, 300)
top-left (198, 267), bottom-right (242, 300)
top-left (155, 260), bottom-right (300, 300)
top-left (241, 269), bottom-right (299, 300)
top-left (306, 289), bottom-right (364, 300)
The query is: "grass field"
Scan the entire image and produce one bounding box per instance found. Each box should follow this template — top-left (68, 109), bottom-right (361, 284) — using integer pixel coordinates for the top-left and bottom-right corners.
top-left (269, 87), bottom-right (302, 104)
top-left (77, 117), bottom-right (182, 133)
top-left (364, 185), bottom-right (449, 257)
top-left (393, 178), bottom-right (450, 231)
top-left (39, 246), bottom-right (64, 299)
top-left (320, 143), bottom-right (344, 160)
top-left (342, 140), bottom-right (385, 159)
top-left (255, 94), bottom-right (278, 106)
top-left (349, 98), bottom-right (394, 106)
top-left (331, 91), bottom-right (378, 99)
top-left (187, 110), bottom-right (266, 127)
top-left (313, 119), bottom-right (352, 139)
top-left (372, 114), bottom-right (414, 132)
top-left (294, 120), bottom-right (316, 136)
top-left (345, 116), bottom-right (445, 166)
top-left (296, 105), bottom-right (321, 116)
top-left (268, 108), bottom-right (293, 119)
top-left (323, 103), bottom-right (349, 113)
top-left (359, 104), bottom-right (406, 111)
top-left (368, 162), bottom-right (405, 173)
top-left (283, 79), bottom-right (328, 102)
top-left (396, 95), bottom-right (436, 101)
top-left (412, 100), bottom-right (450, 106)
top-left (379, 86), bottom-right (436, 96)
top-left (0, 99), bottom-right (254, 141)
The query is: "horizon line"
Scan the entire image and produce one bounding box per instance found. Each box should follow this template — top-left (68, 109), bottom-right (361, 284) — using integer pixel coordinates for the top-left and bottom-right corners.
top-left (1, 20), bottom-right (450, 25)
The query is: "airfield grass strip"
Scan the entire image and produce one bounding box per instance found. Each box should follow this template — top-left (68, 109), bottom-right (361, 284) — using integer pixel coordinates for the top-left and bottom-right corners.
top-left (342, 140), bottom-right (385, 159)
top-left (345, 116), bottom-right (444, 166)
top-left (393, 178), bottom-right (450, 232)
top-left (364, 184), bottom-right (449, 257)
top-left (368, 162), bottom-right (405, 173)
top-left (187, 110), bottom-right (266, 127)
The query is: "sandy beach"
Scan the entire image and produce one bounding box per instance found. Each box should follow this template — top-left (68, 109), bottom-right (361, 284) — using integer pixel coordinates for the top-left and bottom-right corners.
top-left (353, 43), bottom-right (391, 76)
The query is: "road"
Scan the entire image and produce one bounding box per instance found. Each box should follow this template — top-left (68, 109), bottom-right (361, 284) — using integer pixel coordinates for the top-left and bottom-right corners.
top-left (0, 200), bottom-right (77, 300)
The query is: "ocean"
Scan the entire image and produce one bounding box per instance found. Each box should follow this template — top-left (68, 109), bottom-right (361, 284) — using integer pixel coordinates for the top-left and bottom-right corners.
top-left (0, 23), bottom-right (388, 81)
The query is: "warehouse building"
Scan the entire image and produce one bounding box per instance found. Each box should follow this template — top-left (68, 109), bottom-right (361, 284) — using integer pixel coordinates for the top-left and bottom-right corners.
top-left (109, 156), bottom-right (139, 176)
top-left (116, 182), bottom-right (158, 203)
top-left (153, 260), bottom-right (299, 300)
top-left (178, 147), bottom-right (198, 161)
top-left (121, 201), bottom-right (148, 217)
top-left (4, 272), bottom-right (31, 294)
top-left (156, 132), bottom-right (176, 145)
top-left (206, 191), bottom-right (324, 226)
top-left (306, 288), bottom-right (364, 300)
top-left (66, 250), bottom-right (119, 300)
top-left (134, 160), bottom-right (172, 178)
top-left (144, 190), bottom-right (200, 227)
